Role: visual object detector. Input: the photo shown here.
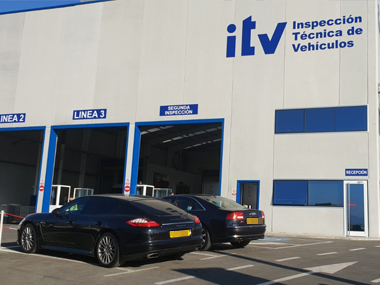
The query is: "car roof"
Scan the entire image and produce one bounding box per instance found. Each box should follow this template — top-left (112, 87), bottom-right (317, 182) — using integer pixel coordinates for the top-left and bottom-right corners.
top-left (164, 194), bottom-right (219, 199)
top-left (88, 194), bottom-right (158, 202)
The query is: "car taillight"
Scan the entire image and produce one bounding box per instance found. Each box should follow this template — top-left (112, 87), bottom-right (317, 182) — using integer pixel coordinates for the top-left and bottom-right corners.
top-left (126, 218), bottom-right (160, 227)
top-left (226, 212), bottom-right (244, 220)
top-left (262, 212), bottom-right (265, 220)
top-left (193, 215), bottom-right (201, 224)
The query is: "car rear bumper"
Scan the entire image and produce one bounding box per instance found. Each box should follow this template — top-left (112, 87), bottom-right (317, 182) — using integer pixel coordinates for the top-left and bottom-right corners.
top-left (120, 236), bottom-right (202, 261)
top-left (225, 225), bottom-right (266, 241)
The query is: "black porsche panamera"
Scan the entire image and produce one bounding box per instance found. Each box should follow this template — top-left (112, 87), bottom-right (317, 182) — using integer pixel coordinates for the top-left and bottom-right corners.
top-left (162, 194), bottom-right (266, 250)
top-left (17, 195), bottom-right (202, 267)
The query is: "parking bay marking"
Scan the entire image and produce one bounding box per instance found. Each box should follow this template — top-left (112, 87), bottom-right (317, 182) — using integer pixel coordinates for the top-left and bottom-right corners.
top-left (275, 257), bottom-right (300, 262)
top-left (227, 264), bottom-right (254, 271)
top-left (371, 277), bottom-right (380, 283)
top-left (349, 248), bottom-right (366, 251)
top-left (255, 261), bottom-right (357, 285)
top-left (104, 266), bottom-right (159, 277)
top-left (0, 248), bottom-right (94, 265)
top-left (317, 252), bottom-right (338, 256)
top-left (250, 240), bottom-right (333, 250)
top-left (155, 276), bottom-right (195, 285)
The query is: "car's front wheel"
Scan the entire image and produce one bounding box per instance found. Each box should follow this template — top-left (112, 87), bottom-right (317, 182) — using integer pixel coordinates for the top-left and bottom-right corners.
top-left (230, 240), bottom-right (250, 248)
top-left (96, 232), bottom-right (120, 268)
top-left (199, 227), bottom-right (212, 251)
top-left (20, 224), bottom-right (38, 253)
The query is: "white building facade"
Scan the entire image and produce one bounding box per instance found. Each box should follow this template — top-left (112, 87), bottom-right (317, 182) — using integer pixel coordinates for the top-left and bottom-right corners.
top-left (0, 0), bottom-right (379, 238)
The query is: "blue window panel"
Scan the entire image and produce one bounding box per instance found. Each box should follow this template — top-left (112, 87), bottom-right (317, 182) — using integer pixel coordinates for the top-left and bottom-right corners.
top-left (335, 106), bottom-right (367, 132)
top-left (275, 110), bottom-right (304, 133)
top-left (308, 181), bottom-right (343, 207)
top-left (273, 181), bottom-right (307, 205)
top-left (305, 108), bottom-right (334, 132)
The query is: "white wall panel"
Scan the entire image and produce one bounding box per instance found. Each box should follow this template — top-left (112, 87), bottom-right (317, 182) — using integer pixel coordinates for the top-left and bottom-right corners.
top-left (51, 4), bottom-right (103, 125)
top-left (13, 10), bottom-right (62, 126)
top-left (272, 206), bottom-right (344, 236)
top-left (274, 132), bottom-right (368, 179)
top-left (94, 0), bottom-right (143, 122)
top-left (284, 0), bottom-right (341, 108)
top-left (0, 14), bottom-right (24, 113)
top-left (183, 0), bottom-right (234, 118)
top-left (136, 0), bottom-right (188, 121)
top-left (339, 1), bottom-right (368, 105)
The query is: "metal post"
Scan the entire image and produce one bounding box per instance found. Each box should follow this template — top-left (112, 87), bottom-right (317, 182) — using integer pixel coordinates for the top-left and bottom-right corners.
top-left (0, 210), bottom-right (4, 248)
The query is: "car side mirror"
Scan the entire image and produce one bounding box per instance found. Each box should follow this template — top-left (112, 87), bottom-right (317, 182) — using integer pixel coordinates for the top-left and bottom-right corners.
top-left (52, 208), bottom-right (60, 215)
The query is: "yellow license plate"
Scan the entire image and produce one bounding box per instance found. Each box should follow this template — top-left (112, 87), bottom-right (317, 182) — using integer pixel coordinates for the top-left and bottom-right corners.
top-left (170, 230), bottom-right (190, 238)
top-left (247, 218), bottom-right (263, 225)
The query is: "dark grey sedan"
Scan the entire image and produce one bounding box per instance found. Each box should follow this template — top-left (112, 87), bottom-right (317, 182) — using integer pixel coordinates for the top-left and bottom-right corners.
top-left (162, 194), bottom-right (266, 250)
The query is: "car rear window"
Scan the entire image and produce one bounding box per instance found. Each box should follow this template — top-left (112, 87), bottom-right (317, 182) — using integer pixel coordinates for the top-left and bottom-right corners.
top-left (200, 196), bottom-right (247, 209)
top-left (132, 199), bottom-right (188, 216)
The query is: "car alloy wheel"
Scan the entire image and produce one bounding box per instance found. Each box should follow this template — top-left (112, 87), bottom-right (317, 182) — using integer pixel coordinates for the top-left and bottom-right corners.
top-left (199, 227), bottom-right (212, 251)
top-left (20, 224), bottom-right (37, 253)
top-left (96, 233), bottom-right (120, 267)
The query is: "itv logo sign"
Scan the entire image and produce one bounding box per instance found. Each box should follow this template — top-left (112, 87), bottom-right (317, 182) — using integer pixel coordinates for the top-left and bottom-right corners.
top-left (226, 16), bottom-right (287, 58)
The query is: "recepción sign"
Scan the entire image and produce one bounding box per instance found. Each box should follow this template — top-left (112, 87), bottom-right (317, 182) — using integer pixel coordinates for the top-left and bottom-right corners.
top-left (345, 169), bottom-right (368, 176)
top-left (160, 104), bottom-right (198, 116)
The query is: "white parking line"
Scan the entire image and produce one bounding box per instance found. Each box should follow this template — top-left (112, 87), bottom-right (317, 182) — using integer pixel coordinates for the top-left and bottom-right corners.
top-left (227, 264), bottom-right (254, 271)
top-left (190, 252), bottom-right (218, 257)
top-left (371, 278), bottom-right (380, 283)
top-left (0, 248), bottom-right (92, 264)
top-left (317, 252), bottom-right (338, 256)
top-left (375, 246), bottom-right (380, 248)
top-left (275, 257), bottom-right (300, 262)
top-left (104, 266), bottom-right (159, 277)
top-left (200, 255), bottom-right (226, 261)
top-left (155, 276), bottom-right (195, 285)
top-left (349, 248), bottom-right (366, 251)
top-left (273, 241), bottom-right (333, 250)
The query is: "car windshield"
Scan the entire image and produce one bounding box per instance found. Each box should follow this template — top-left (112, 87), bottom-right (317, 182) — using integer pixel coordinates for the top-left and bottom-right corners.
top-left (200, 196), bottom-right (247, 209)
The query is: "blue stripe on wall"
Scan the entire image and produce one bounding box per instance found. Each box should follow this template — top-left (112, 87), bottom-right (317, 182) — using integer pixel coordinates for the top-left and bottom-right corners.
top-left (0, 0), bottom-right (110, 15)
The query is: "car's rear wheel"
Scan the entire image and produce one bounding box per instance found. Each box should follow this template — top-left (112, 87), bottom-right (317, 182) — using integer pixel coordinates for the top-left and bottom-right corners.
top-left (20, 224), bottom-right (38, 253)
top-left (96, 232), bottom-right (120, 268)
top-left (199, 227), bottom-right (212, 251)
top-left (230, 240), bottom-right (250, 248)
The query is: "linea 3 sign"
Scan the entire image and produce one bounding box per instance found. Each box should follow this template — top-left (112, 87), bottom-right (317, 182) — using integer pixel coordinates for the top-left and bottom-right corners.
top-left (226, 15), bottom-right (364, 57)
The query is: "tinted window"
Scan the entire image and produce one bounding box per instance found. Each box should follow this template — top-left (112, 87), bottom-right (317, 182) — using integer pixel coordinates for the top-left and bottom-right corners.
top-left (308, 181), bottom-right (343, 206)
top-left (132, 199), bottom-right (188, 216)
top-left (175, 197), bottom-right (204, 211)
top-left (60, 198), bottom-right (91, 215)
top-left (335, 106), bottom-right (367, 131)
top-left (273, 181), bottom-right (307, 205)
top-left (82, 198), bottom-right (119, 215)
top-left (161, 196), bottom-right (176, 204)
top-left (200, 196), bottom-right (246, 209)
top-left (305, 108), bottom-right (334, 132)
top-left (275, 109), bottom-right (304, 133)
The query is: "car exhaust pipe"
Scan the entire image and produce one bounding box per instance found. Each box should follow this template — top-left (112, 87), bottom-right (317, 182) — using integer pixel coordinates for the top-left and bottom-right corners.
top-left (146, 252), bottom-right (159, 259)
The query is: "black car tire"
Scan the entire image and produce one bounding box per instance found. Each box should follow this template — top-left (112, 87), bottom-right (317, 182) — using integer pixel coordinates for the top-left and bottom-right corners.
top-left (20, 224), bottom-right (38, 253)
top-left (230, 240), bottom-right (250, 248)
top-left (199, 227), bottom-right (212, 251)
top-left (96, 232), bottom-right (120, 268)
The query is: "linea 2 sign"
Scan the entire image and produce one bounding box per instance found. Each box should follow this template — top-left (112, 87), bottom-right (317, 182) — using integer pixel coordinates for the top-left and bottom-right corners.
top-left (226, 15), bottom-right (363, 57)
